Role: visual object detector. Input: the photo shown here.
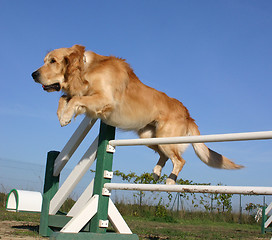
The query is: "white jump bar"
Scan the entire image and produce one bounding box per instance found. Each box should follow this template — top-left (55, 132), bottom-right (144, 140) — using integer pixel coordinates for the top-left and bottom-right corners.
top-left (109, 131), bottom-right (272, 147)
top-left (104, 183), bottom-right (272, 195)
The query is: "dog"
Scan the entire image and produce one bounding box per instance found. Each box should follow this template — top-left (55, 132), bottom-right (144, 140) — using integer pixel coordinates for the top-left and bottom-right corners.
top-left (32, 44), bottom-right (243, 184)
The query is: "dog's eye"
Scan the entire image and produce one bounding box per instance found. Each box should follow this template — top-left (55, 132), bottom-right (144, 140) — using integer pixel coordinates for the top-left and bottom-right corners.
top-left (50, 58), bottom-right (56, 64)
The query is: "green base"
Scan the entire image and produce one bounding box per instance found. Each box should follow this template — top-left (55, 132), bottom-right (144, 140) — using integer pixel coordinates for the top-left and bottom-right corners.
top-left (51, 232), bottom-right (139, 240)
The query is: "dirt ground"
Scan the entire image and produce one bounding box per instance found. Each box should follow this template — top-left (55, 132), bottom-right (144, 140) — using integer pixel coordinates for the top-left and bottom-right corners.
top-left (0, 221), bottom-right (43, 240)
top-left (1, 219), bottom-right (271, 240)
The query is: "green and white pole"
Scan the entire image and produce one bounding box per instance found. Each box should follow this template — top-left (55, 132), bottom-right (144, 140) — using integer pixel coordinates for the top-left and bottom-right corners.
top-left (89, 121), bottom-right (115, 233)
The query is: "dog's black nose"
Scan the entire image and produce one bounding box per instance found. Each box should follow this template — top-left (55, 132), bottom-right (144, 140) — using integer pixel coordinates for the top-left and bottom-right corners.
top-left (32, 70), bottom-right (40, 82)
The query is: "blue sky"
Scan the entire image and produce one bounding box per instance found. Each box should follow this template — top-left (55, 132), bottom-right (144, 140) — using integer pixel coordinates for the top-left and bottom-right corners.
top-left (0, 0), bottom-right (271, 193)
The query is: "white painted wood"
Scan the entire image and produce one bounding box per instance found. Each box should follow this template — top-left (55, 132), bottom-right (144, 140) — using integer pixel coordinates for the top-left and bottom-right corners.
top-left (105, 183), bottom-right (272, 195)
top-left (265, 214), bottom-right (272, 228)
top-left (104, 170), bottom-right (113, 179)
top-left (67, 180), bottom-right (94, 217)
top-left (102, 188), bottom-right (111, 196)
top-left (60, 195), bottom-right (99, 233)
top-left (99, 220), bottom-right (109, 228)
top-left (265, 201), bottom-right (272, 216)
top-left (54, 117), bottom-right (97, 176)
top-left (109, 131), bottom-right (272, 147)
top-left (108, 198), bottom-right (132, 234)
top-left (49, 136), bottom-right (98, 215)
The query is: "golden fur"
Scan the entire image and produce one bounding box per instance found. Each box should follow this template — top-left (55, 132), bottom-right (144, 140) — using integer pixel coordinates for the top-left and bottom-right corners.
top-left (32, 45), bottom-right (243, 184)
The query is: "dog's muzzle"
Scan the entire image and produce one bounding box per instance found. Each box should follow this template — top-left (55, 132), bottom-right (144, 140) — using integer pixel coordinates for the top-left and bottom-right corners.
top-left (32, 70), bottom-right (61, 92)
top-left (32, 70), bottom-right (40, 83)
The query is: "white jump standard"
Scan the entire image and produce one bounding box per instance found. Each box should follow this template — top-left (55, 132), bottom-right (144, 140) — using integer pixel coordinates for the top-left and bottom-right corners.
top-left (39, 118), bottom-right (138, 240)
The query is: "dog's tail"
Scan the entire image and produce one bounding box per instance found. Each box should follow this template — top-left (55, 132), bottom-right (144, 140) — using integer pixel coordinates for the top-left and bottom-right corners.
top-left (188, 120), bottom-right (244, 169)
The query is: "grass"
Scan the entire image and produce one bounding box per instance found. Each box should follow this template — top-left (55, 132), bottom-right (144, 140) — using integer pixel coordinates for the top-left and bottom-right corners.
top-left (0, 206), bottom-right (40, 222)
top-left (115, 202), bottom-right (258, 224)
top-left (0, 205), bottom-right (271, 240)
top-left (1, 193), bottom-right (272, 239)
top-left (125, 215), bottom-right (271, 240)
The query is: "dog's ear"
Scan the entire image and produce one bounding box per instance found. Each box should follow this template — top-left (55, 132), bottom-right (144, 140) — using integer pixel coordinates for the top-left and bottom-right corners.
top-left (65, 45), bottom-right (85, 64)
top-left (64, 45), bottom-right (87, 95)
top-left (71, 44), bottom-right (85, 55)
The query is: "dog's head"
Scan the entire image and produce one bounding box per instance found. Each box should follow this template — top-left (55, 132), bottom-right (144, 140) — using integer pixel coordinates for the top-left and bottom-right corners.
top-left (32, 45), bottom-right (86, 93)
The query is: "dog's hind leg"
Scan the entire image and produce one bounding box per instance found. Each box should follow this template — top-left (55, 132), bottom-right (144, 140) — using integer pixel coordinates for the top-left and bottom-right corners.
top-left (138, 125), bottom-right (169, 181)
top-left (158, 145), bottom-right (188, 184)
top-left (153, 154), bottom-right (168, 181)
top-left (155, 120), bottom-right (189, 184)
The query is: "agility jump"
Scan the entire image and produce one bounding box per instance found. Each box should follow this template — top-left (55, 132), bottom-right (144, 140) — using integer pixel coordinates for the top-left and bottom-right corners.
top-left (35, 116), bottom-right (272, 239)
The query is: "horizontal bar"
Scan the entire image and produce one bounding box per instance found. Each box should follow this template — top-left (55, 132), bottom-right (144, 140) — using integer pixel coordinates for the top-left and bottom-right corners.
top-left (104, 183), bottom-right (272, 195)
top-left (109, 131), bottom-right (272, 147)
top-left (54, 117), bottom-right (97, 176)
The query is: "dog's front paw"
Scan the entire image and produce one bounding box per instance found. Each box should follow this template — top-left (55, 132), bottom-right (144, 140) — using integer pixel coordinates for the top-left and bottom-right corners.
top-left (59, 115), bottom-right (72, 127)
top-left (57, 96), bottom-right (69, 119)
top-left (57, 110), bottom-right (63, 122)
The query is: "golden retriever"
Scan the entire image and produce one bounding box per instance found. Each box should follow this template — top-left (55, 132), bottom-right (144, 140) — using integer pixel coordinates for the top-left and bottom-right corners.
top-left (32, 44), bottom-right (243, 184)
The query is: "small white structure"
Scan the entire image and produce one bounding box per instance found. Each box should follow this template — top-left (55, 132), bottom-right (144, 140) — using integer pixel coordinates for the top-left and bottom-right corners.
top-left (6, 189), bottom-right (42, 212)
